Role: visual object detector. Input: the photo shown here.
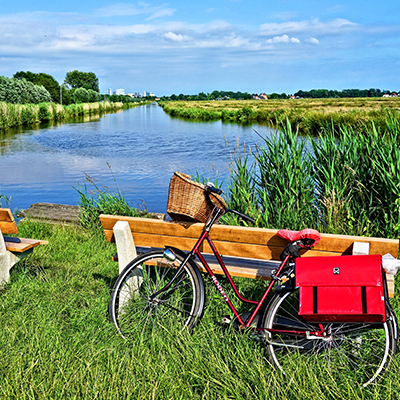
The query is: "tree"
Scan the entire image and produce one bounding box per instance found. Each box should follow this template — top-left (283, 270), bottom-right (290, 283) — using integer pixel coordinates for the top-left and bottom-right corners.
top-left (14, 71), bottom-right (61, 103)
top-left (87, 89), bottom-right (101, 103)
top-left (13, 71), bottom-right (37, 83)
top-left (35, 73), bottom-right (60, 103)
top-left (64, 70), bottom-right (99, 92)
top-left (73, 87), bottom-right (89, 103)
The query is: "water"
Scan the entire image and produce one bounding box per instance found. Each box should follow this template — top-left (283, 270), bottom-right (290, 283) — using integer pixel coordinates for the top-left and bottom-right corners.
top-left (0, 104), bottom-right (273, 214)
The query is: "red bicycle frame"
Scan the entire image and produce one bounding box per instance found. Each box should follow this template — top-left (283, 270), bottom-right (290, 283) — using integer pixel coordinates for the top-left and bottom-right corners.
top-left (193, 228), bottom-right (290, 329)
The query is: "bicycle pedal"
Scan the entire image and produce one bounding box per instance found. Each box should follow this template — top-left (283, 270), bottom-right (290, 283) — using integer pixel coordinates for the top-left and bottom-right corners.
top-left (222, 316), bottom-right (232, 324)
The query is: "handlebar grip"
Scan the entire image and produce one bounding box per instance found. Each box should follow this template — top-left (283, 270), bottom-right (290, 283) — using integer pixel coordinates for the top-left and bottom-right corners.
top-left (206, 186), bottom-right (223, 195)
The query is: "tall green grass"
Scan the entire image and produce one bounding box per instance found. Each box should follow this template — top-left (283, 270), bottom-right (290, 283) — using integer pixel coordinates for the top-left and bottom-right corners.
top-left (1, 220), bottom-right (399, 399)
top-left (0, 100), bottom-right (146, 130)
top-left (224, 118), bottom-right (400, 238)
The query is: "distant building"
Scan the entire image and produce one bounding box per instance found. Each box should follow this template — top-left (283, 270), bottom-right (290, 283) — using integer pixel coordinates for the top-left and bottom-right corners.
top-left (144, 91), bottom-right (155, 97)
top-left (252, 93), bottom-right (268, 100)
top-left (107, 88), bottom-right (112, 96)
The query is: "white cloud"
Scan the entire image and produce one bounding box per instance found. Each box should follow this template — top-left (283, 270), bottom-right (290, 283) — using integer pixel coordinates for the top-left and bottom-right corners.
top-left (266, 34), bottom-right (300, 44)
top-left (163, 32), bottom-right (191, 42)
top-left (260, 18), bottom-right (358, 36)
top-left (306, 37), bottom-right (320, 45)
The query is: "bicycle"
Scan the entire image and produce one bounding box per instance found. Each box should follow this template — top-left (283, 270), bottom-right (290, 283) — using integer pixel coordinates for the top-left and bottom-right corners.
top-left (109, 176), bottom-right (398, 387)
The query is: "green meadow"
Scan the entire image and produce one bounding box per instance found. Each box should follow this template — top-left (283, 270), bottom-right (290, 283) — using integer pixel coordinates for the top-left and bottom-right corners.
top-left (0, 220), bottom-right (399, 399)
top-left (159, 97), bottom-right (400, 135)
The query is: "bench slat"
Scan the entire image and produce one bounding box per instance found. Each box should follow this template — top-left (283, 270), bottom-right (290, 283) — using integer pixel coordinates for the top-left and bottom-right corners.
top-left (4, 237), bottom-right (49, 253)
top-left (100, 215), bottom-right (398, 253)
top-left (100, 215), bottom-right (399, 260)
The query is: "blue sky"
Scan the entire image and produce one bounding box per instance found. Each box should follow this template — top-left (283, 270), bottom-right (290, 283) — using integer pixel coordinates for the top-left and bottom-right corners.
top-left (1, 1), bottom-right (399, 96)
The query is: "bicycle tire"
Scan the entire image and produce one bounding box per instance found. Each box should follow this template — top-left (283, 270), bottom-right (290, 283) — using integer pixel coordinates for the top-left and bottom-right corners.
top-left (263, 289), bottom-right (397, 387)
top-left (109, 250), bottom-right (205, 338)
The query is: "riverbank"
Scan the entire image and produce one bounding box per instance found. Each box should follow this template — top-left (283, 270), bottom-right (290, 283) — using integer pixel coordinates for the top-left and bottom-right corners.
top-left (158, 97), bottom-right (400, 135)
top-left (17, 202), bottom-right (165, 224)
top-left (0, 100), bottom-right (148, 130)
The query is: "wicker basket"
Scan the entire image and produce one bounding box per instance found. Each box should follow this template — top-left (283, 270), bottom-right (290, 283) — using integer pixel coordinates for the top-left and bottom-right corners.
top-left (167, 172), bottom-right (227, 223)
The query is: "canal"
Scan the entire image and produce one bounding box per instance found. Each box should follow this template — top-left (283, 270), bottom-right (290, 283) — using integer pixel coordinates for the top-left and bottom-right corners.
top-left (0, 103), bottom-right (274, 214)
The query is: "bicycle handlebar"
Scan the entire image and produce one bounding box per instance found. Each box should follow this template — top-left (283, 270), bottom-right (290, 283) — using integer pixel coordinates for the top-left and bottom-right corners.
top-left (204, 186), bottom-right (255, 224)
top-left (206, 186), bottom-right (223, 195)
top-left (225, 209), bottom-right (255, 224)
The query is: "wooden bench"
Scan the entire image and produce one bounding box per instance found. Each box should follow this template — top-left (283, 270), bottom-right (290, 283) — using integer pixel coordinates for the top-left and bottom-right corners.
top-left (0, 208), bottom-right (48, 284)
top-left (99, 214), bottom-right (399, 298)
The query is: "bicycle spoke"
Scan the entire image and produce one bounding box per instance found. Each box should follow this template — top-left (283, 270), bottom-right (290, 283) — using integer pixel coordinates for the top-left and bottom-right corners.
top-left (264, 290), bottom-right (395, 387)
top-left (109, 251), bottom-right (202, 338)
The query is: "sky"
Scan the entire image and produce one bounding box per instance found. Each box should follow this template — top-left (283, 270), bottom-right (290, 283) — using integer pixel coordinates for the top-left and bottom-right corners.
top-left (0, 0), bottom-right (399, 96)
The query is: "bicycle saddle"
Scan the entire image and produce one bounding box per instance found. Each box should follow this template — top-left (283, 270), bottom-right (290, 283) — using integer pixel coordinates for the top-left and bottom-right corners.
top-left (277, 228), bottom-right (321, 247)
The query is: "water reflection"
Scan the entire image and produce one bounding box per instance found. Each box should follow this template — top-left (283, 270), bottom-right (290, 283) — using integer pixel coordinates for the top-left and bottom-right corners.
top-left (0, 104), bottom-right (273, 213)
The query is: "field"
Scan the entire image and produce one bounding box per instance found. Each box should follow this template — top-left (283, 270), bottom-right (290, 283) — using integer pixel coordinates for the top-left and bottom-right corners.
top-left (159, 97), bottom-right (400, 134)
top-left (0, 220), bottom-right (399, 399)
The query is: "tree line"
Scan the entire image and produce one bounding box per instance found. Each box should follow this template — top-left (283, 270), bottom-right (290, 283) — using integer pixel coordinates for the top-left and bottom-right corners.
top-left (161, 88), bottom-right (397, 101)
top-left (293, 88), bottom-right (393, 98)
top-left (160, 90), bottom-right (253, 101)
top-left (0, 70), bottom-right (143, 105)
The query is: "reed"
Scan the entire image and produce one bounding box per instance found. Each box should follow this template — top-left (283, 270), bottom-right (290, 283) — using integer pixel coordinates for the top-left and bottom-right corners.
top-left (223, 117), bottom-right (400, 238)
top-left (0, 100), bottom-right (146, 130)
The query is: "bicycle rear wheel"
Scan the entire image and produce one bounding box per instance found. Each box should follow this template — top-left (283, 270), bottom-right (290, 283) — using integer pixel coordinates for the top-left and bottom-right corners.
top-left (263, 289), bottom-right (397, 387)
top-left (109, 250), bottom-right (204, 338)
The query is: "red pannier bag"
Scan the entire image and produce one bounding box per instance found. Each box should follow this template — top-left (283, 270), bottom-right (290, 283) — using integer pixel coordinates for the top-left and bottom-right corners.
top-left (296, 254), bottom-right (386, 323)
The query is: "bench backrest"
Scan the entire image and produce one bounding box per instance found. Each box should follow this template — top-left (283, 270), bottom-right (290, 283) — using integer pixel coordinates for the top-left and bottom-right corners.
top-left (0, 208), bottom-right (18, 235)
top-left (99, 215), bottom-right (399, 260)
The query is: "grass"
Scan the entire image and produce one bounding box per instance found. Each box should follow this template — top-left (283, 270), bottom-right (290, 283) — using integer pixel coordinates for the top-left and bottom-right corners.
top-left (0, 219), bottom-right (399, 399)
top-left (158, 97), bottom-right (400, 135)
top-left (0, 100), bottom-right (148, 130)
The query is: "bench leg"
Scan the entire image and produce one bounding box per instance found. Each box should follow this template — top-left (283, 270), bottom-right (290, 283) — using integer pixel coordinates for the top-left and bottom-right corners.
top-left (0, 228), bottom-right (17, 285)
top-left (113, 221), bottom-right (138, 274)
top-left (0, 251), bottom-right (20, 285)
top-left (0, 251), bottom-right (11, 284)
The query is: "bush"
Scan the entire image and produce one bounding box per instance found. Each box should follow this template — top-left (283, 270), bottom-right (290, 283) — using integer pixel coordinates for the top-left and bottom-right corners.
top-left (0, 76), bottom-right (51, 104)
top-left (38, 104), bottom-right (51, 122)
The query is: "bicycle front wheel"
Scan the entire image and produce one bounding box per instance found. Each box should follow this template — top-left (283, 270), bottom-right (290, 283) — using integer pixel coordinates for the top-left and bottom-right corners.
top-left (263, 289), bottom-right (397, 387)
top-left (109, 250), bottom-right (204, 338)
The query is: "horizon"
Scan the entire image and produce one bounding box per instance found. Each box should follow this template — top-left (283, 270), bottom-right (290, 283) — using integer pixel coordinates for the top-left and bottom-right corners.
top-left (1, 1), bottom-right (399, 96)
